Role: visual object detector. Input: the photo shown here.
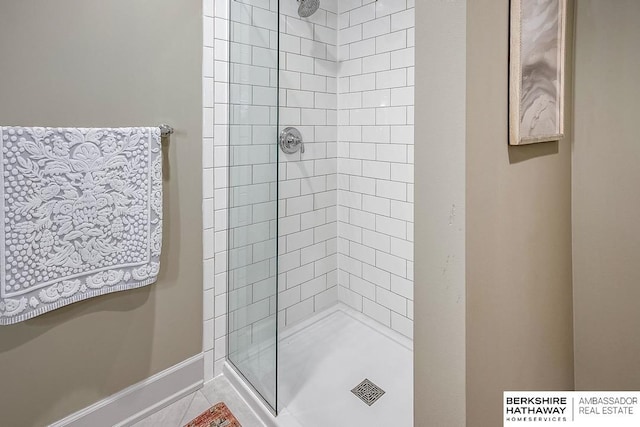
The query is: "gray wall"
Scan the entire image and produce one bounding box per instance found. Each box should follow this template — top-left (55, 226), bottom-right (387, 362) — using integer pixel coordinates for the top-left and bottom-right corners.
top-left (414, 1), bottom-right (467, 425)
top-left (573, 0), bottom-right (640, 390)
top-left (0, 1), bottom-right (203, 425)
top-left (415, 2), bottom-right (576, 425)
top-left (466, 1), bottom-right (575, 426)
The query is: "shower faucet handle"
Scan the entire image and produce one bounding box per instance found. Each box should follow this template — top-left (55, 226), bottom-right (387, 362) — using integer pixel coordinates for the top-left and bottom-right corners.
top-left (279, 127), bottom-right (305, 155)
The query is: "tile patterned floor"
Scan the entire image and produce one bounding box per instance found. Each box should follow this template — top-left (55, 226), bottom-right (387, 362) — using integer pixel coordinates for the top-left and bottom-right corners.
top-left (132, 376), bottom-right (264, 427)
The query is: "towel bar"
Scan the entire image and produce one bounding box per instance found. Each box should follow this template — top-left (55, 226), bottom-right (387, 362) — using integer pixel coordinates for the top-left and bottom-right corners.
top-left (159, 124), bottom-right (174, 137)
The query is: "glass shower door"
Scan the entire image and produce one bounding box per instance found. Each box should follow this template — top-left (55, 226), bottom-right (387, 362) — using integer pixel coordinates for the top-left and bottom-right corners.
top-left (227, 0), bottom-right (279, 413)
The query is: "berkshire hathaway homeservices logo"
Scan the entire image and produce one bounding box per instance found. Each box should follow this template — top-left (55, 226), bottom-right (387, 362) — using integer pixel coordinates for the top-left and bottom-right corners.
top-left (505, 395), bottom-right (569, 423)
top-left (504, 391), bottom-right (640, 426)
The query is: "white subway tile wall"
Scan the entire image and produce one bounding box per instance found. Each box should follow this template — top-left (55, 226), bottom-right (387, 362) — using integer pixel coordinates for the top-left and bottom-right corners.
top-left (212, 0), bottom-right (230, 379)
top-left (337, 0), bottom-right (414, 339)
top-left (203, 0), bottom-right (216, 382)
top-left (205, 0), bottom-right (415, 379)
top-left (277, 0), bottom-right (339, 331)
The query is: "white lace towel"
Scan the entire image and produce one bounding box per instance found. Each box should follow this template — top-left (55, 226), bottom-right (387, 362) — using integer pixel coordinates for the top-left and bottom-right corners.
top-left (0, 127), bottom-right (163, 325)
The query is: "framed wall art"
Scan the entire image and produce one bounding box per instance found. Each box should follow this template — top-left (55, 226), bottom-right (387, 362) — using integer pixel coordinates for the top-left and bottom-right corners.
top-left (509, 0), bottom-right (567, 145)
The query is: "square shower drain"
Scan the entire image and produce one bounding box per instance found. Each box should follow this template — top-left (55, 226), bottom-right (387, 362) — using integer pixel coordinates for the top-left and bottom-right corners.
top-left (351, 378), bottom-right (386, 406)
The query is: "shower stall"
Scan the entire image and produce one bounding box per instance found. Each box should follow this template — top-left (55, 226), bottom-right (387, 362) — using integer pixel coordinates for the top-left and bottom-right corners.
top-left (223, 0), bottom-right (415, 424)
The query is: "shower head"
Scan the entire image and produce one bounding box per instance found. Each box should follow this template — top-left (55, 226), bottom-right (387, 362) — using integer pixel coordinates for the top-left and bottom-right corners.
top-left (298, 0), bottom-right (320, 18)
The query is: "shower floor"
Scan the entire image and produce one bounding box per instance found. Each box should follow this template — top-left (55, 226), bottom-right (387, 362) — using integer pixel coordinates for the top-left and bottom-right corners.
top-left (231, 304), bottom-right (413, 427)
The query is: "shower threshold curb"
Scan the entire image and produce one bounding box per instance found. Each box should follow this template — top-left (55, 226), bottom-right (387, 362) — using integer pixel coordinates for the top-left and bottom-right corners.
top-left (223, 362), bottom-right (300, 427)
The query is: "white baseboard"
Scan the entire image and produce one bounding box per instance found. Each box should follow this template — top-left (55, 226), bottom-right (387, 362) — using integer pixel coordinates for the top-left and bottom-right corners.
top-left (50, 353), bottom-right (204, 427)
